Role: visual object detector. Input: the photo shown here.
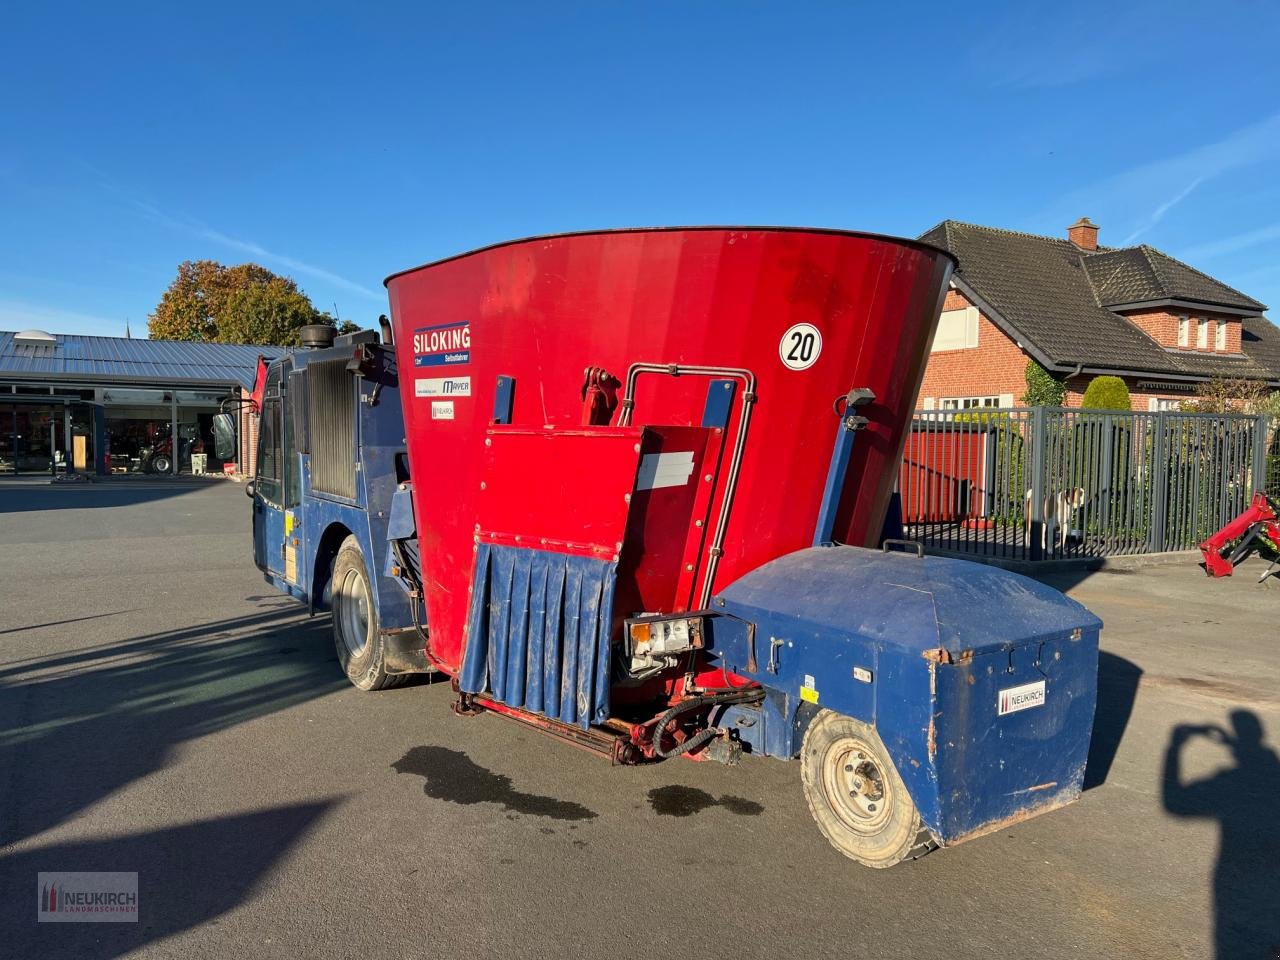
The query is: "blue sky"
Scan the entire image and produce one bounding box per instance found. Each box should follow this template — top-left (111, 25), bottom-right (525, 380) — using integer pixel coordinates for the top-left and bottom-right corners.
top-left (1, 1), bottom-right (1278, 337)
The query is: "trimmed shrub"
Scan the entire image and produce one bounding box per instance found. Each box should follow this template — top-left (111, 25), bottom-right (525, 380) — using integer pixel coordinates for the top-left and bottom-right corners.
top-left (1081, 375), bottom-right (1131, 411)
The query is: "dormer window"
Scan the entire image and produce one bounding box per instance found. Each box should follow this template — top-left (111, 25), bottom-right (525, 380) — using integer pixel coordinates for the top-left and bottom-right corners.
top-left (1216, 320), bottom-right (1227, 351)
top-left (1197, 318), bottom-right (1209, 349)
top-left (1177, 316), bottom-right (1189, 347)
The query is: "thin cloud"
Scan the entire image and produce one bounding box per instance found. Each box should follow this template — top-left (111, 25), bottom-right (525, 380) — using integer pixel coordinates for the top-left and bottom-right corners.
top-left (0, 300), bottom-right (123, 337)
top-left (1180, 222), bottom-right (1280, 261)
top-left (1054, 111), bottom-right (1280, 243)
top-left (194, 226), bottom-right (383, 301)
top-left (133, 200), bottom-right (383, 302)
top-left (1123, 177), bottom-right (1205, 244)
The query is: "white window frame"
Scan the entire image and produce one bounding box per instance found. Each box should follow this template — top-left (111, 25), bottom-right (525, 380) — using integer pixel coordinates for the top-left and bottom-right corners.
top-left (1215, 319), bottom-right (1227, 351)
top-left (1196, 317), bottom-right (1209, 348)
top-left (940, 395), bottom-right (1003, 411)
top-left (1177, 315), bottom-right (1189, 347)
top-left (931, 306), bottom-right (979, 352)
top-left (1147, 397), bottom-right (1182, 412)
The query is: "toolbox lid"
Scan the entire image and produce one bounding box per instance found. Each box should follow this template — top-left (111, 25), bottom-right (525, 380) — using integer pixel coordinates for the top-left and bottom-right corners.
top-left (717, 546), bottom-right (1101, 658)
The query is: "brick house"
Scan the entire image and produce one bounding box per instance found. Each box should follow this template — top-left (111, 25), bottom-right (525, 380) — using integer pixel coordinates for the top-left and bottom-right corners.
top-left (915, 218), bottom-right (1280, 411)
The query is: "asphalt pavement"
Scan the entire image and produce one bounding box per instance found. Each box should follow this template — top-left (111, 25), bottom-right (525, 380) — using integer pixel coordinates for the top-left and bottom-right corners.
top-left (1, 481), bottom-right (1277, 960)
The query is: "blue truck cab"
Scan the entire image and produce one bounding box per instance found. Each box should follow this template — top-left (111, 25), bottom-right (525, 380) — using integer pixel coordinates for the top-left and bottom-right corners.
top-left (248, 325), bottom-right (430, 689)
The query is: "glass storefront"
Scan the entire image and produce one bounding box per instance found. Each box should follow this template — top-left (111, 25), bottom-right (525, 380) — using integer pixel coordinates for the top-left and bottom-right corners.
top-left (0, 404), bottom-right (60, 474)
top-left (99, 389), bottom-right (233, 475)
top-left (0, 385), bottom-right (238, 476)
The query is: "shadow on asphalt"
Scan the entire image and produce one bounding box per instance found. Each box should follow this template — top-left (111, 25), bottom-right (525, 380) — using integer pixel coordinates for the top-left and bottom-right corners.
top-left (0, 605), bottom-right (347, 953)
top-left (5, 800), bottom-right (340, 958)
top-left (1162, 711), bottom-right (1280, 960)
top-left (1084, 650), bottom-right (1142, 791)
top-left (0, 483), bottom-right (209, 514)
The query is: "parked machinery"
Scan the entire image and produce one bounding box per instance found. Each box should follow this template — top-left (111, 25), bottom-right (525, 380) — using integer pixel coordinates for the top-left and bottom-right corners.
top-left (248, 228), bottom-right (1101, 866)
top-left (1199, 491), bottom-right (1280, 580)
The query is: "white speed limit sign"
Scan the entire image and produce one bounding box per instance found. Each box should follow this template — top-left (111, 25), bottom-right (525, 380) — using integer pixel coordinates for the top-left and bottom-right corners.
top-left (779, 322), bottom-right (822, 370)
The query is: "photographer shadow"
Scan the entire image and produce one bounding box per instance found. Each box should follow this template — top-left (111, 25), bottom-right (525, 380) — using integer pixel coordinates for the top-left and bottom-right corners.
top-left (1163, 711), bottom-right (1280, 959)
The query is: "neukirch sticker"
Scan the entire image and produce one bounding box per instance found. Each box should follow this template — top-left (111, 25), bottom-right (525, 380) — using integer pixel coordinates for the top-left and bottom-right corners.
top-left (998, 680), bottom-right (1046, 716)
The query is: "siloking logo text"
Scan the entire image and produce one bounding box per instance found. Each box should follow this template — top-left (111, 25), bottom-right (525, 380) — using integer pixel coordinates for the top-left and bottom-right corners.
top-left (38, 872), bottom-right (138, 922)
top-left (412, 320), bottom-right (471, 367)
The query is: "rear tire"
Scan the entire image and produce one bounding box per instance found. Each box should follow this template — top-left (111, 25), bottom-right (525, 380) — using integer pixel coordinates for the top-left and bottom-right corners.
top-left (800, 709), bottom-right (936, 867)
top-left (331, 535), bottom-right (405, 691)
top-left (151, 455), bottom-right (171, 474)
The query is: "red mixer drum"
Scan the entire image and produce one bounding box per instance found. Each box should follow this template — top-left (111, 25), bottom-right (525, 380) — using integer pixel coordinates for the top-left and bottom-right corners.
top-left (385, 227), bottom-right (955, 675)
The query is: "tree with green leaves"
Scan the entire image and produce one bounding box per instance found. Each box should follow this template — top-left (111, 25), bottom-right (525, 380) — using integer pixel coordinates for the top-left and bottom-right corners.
top-left (148, 260), bottom-right (358, 345)
top-left (1080, 375), bottom-right (1131, 411)
top-left (1021, 359), bottom-right (1066, 406)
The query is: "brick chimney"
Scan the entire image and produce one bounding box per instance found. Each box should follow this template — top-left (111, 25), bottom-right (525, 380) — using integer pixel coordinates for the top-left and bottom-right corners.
top-left (1068, 217), bottom-right (1099, 251)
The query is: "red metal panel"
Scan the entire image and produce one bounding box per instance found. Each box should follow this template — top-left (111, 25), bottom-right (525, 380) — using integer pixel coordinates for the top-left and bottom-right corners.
top-left (618, 425), bottom-right (714, 616)
top-left (387, 228), bottom-right (954, 673)
top-left (476, 426), bottom-right (642, 559)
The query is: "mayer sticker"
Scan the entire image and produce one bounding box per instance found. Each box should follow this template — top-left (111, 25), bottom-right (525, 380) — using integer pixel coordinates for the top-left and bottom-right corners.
top-left (416, 376), bottom-right (471, 398)
top-left (998, 680), bottom-right (1046, 716)
top-left (413, 320), bottom-right (471, 367)
top-left (779, 322), bottom-right (822, 371)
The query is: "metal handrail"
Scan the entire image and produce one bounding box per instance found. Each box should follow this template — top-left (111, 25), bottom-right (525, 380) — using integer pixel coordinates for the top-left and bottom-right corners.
top-left (618, 362), bottom-right (757, 607)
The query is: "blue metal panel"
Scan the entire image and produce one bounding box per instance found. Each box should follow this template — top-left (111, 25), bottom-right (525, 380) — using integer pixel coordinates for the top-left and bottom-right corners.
top-left (461, 544), bottom-right (617, 728)
top-left (492, 375), bottom-right (515, 424)
top-left (385, 483), bottom-right (417, 541)
top-left (701, 378), bottom-right (737, 428)
top-left (813, 418), bottom-right (859, 546)
top-left (707, 545), bottom-right (1101, 842)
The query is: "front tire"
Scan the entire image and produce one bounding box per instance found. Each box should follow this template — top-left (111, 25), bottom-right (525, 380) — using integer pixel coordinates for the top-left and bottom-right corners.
top-left (151, 455), bottom-right (171, 474)
top-left (800, 709), bottom-right (936, 867)
top-left (332, 535), bottom-right (405, 691)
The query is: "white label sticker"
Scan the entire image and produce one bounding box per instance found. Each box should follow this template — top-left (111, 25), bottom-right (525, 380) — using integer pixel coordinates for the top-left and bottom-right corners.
top-left (779, 322), bottom-right (822, 370)
top-left (998, 680), bottom-right (1046, 716)
top-left (635, 451), bottom-right (696, 490)
top-left (416, 376), bottom-right (471, 398)
top-left (431, 401), bottom-right (454, 420)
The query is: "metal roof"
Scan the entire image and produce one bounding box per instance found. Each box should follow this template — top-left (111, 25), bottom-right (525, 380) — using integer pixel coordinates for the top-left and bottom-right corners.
top-left (0, 330), bottom-right (284, 390)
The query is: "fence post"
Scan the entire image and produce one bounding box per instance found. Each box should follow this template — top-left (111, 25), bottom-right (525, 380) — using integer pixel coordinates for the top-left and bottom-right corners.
top-left (1029, 405), bottom-right (1046, 561)
top-left (1253, 414), bottom-right (1269, 496)
top-left (1150, 411), bottom-right (1168, 553)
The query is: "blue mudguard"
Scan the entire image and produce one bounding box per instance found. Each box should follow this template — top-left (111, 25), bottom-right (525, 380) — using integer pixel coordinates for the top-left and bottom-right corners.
top-left (707, 546), bottom-right (1101, 845)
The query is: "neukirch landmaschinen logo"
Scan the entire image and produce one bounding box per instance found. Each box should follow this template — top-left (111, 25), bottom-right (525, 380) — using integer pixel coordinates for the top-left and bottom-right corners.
top-left (37, 872), bottom-right (138, 922)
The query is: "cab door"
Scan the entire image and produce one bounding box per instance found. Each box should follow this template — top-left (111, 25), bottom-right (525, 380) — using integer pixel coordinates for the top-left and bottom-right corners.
top-left (252, 367), bottom-right (287, 575)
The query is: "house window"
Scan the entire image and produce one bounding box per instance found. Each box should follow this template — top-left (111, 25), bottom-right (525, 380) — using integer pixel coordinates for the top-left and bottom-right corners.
top-left (1177, 315), bottom-right (1189, 347)
top-left (1196, 318), bottom-right (1209, 348)
top-left (1215, 319), bottom-right (1227, 351)
top-left (1148, 397), bottom-right (1182, 412)
top-left (941, 395), bottom-right (1000, 410)
top-left (931, 307), bottom-right (979, 351)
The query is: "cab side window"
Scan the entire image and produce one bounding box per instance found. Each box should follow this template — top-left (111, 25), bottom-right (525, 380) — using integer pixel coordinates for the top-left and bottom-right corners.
top-left (256, 368), bottom-right (283, 504)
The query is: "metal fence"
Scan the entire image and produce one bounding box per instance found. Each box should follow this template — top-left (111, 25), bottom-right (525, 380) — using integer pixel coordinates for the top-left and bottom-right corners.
top-left (898, 407), bottom-right (1279, 561)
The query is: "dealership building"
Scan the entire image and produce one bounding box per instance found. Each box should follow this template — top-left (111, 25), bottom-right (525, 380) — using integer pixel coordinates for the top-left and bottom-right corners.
top-left (0, 329), bottom-right (280, 477)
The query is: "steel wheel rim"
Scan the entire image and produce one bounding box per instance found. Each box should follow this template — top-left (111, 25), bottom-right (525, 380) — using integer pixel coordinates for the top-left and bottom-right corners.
top-left (337, 567), bottom-right (370, 659)
top-left (821, 735), bottom-right (893, 832)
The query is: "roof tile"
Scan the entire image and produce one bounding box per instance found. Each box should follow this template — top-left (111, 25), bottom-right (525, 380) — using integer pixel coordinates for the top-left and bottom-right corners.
top-left (921, 221), bottom-right (1280, 382)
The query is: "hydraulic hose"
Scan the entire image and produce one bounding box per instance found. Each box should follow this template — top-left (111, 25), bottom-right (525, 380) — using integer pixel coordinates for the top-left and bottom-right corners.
top-left (650, 688), bottom-right (764, 759)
